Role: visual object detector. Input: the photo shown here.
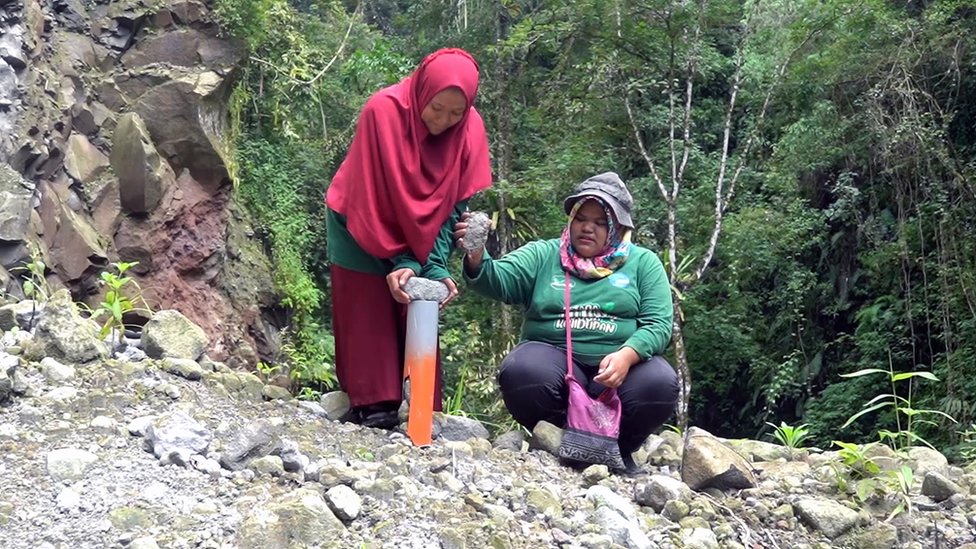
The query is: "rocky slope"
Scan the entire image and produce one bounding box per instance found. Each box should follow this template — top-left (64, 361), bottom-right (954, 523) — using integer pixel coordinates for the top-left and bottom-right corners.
top-left (1, 293), bottom-right (975, 549)
top-left (0, 0), bottom-right (281, 370)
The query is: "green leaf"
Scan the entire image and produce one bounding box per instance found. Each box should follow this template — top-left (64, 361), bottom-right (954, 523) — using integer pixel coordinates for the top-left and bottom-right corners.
top-left (842, 401), bottom-right (890, 429)
top-left (840, 368), bottom-right (888, 378)
top-left (891, 371), bottom-right (939, 382)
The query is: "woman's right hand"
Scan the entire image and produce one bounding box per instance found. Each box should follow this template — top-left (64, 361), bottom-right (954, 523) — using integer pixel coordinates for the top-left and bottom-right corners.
top-left (453, 211), bottom-right (471, 248)
top-left (386, 268), bottom-right (414, 304)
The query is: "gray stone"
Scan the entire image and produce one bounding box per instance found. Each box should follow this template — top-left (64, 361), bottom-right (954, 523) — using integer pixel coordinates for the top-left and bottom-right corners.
top-left (145, 410), bottom-right (212, 460)
top-left (161, 357), bottom-right (204, 381)
top-left (36, 181), bottom-right (108, 281)
top-left (40, 356), bottom-right (75, 383)
top-left (724, 438), bottom-right (792, 461)
top-left (111, 112), bottom-right (170, 214)
top-left (296, 400), bottom-right (327, 417)
top-left (319, 391), bottom-right (351, 421)
top-left (262, 384), bottom-right (291, 401)
top-left (634, 474), bottom-right (693, 512)
top-left (219, 422), bottom-right (280, 471)
top-left (492, 430), bottom-right (524, 452)
top-left (402, 277), bottom-right (449, 302)
top-left (275, 439), bottom-right (309, 473)
top-left (31, 290), bottom-right (109, 364)
top-left (141, 310), bottom-right (209, 360)
top-left (680, 527), bottom-right (719, 549)
top-left (907, 446), bottom-right (949, 478)
top-left (63, 134), bottom-right (109, 184)
top-left (0, 165), bottom-right (34, 246)
top-left (434, 413), bottom-right (490, 442)
top-left (681, 427), bottom-right (757, 491)
top-left (845, 523), bottom-right (899, 549)
top-left (248, 455), bottom-right (284, 476)
top-left (592, 504), bottom-right (652, 549)
top-left (6, 300), bottom-right (41, 331)
top-left (127, 416), bottom-right (155, 437)
top-left (529, 420), bottom-right (562, 455)
top-left (46, 448), bottom-right (98, 481)
top-left (131, 71), bottom-right (235, 191)
top-left (794, 498), bottom-right (860, 539)
top-left (921, 471), bottom-right (962, 503)
top-left (325, 484), bottom-right (362, 521)
top-left (0, 376), bottom-right (11, 405)
top-left (90, 415), bottom-right (118, 435)
top-left (237, 488), bottom-right (345, 548)
top-left (129, 537), bottom-right (160, 549)
top-left (56, 487), bottom-right (82, 511)
top-left (461, 211), bottom-right (491, 252)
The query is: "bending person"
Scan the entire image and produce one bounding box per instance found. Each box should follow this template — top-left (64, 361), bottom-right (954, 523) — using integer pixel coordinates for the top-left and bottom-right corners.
top-left (326, 48), bottom-right (492, 428)
top-left (455, 172), bottom-right (678, 472)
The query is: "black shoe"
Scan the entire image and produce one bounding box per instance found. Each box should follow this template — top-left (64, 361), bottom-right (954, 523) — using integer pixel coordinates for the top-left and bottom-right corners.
top-left (559, 457), bottom-right (589, 471)
top-left (614, 454), bottom-right (648, 477)
top-left (347, 402), bottom-right (400, 430)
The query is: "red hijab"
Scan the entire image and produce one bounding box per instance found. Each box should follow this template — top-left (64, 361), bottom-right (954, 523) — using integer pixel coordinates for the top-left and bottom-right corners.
top-left (326, 48), bottom-right (492, 263)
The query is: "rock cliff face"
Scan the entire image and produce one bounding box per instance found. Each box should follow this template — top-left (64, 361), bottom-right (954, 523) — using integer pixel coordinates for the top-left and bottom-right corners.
top-left (0, 0), bottom-right (281, 368)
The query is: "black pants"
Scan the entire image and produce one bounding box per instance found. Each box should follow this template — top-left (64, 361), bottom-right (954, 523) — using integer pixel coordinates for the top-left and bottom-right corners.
top-left (498, 341), bottom-right (680, 455)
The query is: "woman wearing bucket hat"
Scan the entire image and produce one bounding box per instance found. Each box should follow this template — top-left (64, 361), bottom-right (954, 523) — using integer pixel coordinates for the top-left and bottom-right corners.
top-left (326, 48), bottom-right (493, 428)
top-left (454, 172), bottom-right (678, 474)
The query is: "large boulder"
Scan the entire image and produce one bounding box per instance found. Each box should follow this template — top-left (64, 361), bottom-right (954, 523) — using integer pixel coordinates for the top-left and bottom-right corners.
top-left (37, 180), bottom-right (107, 282)
top-left (238, 489), bottom-right (345, 548)
top-left (30, 289), bottom-right (109, 364)
top-left (141, 309), bottom-right (209, 360)
top-left (0, 166), bottom-right (34, 239)
top-left (111, 112), bottom-right (171, 214)
top-left (130, 69), bottom-right (236, 191)
top-left (681, 427), bottom-right (758, 491)
top-left (63, 134), bottom-right (110, 184)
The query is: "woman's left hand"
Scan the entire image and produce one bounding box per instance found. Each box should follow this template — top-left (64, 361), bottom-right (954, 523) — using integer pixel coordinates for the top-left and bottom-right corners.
top-left (594, 347), bottom-right (640, 388)
top-left (440, 278), bottom-right (459, 308)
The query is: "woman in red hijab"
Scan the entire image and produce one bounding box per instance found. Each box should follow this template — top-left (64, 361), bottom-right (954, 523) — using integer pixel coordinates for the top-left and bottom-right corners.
top-left (325, 48), bottom-right (492, 428)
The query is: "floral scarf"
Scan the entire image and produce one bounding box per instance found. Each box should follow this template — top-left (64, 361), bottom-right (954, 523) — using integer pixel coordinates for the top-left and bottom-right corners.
top-left (559, 197), bottom-right (632, 279)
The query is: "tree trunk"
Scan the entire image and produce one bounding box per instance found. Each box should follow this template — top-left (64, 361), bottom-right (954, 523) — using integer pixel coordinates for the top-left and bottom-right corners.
top-left (671, 301), bottom-right (691, 430)
top-left (493, 7), bottom-right (516, 345)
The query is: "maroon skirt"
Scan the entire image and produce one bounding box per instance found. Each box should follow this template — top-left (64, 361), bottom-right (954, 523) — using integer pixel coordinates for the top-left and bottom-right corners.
top-left (330, 264), bottom-right (442, 409)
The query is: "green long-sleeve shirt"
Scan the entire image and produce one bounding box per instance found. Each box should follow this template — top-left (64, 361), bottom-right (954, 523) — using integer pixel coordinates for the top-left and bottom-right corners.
top-left (464, 239), bottom-right (674, 365)
top-left (326, 200), bottom-right (468, 279)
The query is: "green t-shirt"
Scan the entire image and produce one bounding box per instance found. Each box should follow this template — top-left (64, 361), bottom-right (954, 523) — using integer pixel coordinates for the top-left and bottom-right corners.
top-left (326, 200), bottom-right (468, 279)
top-left (464, 239), bottom-right (674, 365)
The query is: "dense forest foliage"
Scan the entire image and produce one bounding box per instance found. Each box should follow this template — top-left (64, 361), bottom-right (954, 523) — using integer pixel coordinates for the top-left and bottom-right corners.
top-left (215, 0), bottom-right (976, 458)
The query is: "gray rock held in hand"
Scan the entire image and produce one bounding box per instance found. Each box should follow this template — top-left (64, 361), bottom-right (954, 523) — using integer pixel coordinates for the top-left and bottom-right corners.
top-left (403, 277), bottom-right (449, 303)
top-left (462, 211), bottom-right (491, 252)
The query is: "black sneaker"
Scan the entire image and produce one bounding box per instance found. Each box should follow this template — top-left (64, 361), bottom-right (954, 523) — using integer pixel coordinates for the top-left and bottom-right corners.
top-left (614, 454), bottom-right (648, 477)
top-left (347, 402), bottom-right (400, 430)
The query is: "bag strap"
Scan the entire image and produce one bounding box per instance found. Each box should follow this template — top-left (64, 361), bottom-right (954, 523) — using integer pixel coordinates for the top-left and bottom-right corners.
top-left (564, 272), bottom-right (573, 378)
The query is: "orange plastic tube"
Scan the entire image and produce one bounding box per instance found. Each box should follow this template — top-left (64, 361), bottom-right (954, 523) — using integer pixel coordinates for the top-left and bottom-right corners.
top-left (404, 300), bottom-right (438, 446)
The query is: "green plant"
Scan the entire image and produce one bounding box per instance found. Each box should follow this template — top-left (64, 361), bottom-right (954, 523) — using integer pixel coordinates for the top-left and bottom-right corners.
top-left (19, 258), bottom-right (51, 303)
top-left (444, 369), bottom-right (467, 416)
top-left (256, 361), bottom-right (282, 380)
top-left (830, 440), bottom-right (883, 502)
top-left (664, 423), bottom-right (683, 436)
top-left (766, 421), bottom-right (810, 455)
top-left (88, 262), bottom-right (151, 339)
top-left (957, 423), bottom-right (976, 462)
top-left (884, 465), bottom-right (914, 520)
top-left (295, 386), bottom-right (321, 401)
top-left (833, 440), bottom-right (881, 478)
top-left (840, 353), bottom-right (956, 450)
top-left (13, 251), bottom-right (52, 331)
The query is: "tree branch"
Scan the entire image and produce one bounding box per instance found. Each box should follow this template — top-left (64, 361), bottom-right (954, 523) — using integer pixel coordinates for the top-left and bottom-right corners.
top-left (249, 4), bottom-right (360, 87)
top-left (694, 13), bottom-right (825, 282)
